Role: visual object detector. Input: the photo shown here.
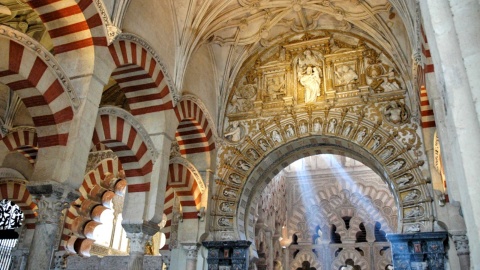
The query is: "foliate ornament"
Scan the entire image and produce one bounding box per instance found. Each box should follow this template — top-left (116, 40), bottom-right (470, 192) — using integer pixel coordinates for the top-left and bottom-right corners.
top-left (452, 234), bottom-right (469, 255)
top-left (86, 150), bottom-right (117, 173)
top-left (34, 195), bottom-right (69, 225)
top-left (383, 101), bottom-right (409, 125)
top-left (170, 140), bottom-right (181, 158)
top-left (126, 232), bottom-right (152, 253)
top-left (0, 199), bottom-right (23, 229)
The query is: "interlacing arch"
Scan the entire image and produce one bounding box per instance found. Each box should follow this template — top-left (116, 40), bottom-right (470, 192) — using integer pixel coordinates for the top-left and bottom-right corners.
top-left (174, 96), bottom-right (216, 155)
top-left (108, 34), bottom-right (176, 115)
top-left (26, 0), bottom-right (108, 54)
top-left (290, 250), bottom-right (323, 270)
top-left (92, 107), bottom-right (158, 183)
top-left (212, 108), bottom-right (431, 242)
top-left (332, 249), bottom-right (368, 270)
top-left (1, 127), bottom-right (38, 165)
top-left (0, 27), bottom-right (78, 148)
top-left (62, 158), bottom-right (126, 256)
top-left (161, 157), bottom-right (205, 250)
top-left (0, 169), bottom-right (37, 230)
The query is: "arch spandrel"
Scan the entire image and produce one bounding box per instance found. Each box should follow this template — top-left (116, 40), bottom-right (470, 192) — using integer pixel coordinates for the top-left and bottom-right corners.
top-left (212, 103), bottom-right (430, 241)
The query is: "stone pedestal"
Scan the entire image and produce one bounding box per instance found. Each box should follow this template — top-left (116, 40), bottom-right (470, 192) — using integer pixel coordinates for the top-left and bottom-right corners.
top-left (202, 241), bottom-right (251, 270)
top-left (387, 232), bottom-right (447, 270)
top-left (26, 184), bottom-right (78, 270)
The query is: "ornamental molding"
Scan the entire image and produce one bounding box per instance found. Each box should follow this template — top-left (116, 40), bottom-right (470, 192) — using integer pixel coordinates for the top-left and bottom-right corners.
top-left (169, 156), bottom-right (206, 194)
top-left (116, 33), bottom-right (179, 104)
top-left (98, 106), bottom-right (159, 163)
top-left (92, 0), bottom-right (122, 45)
top-left (0, 25), bottom-right (80, 110)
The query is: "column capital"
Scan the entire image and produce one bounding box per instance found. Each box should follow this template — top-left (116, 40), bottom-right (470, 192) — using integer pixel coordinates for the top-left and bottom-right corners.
top-left (181, 243), bottom-right (200, 260)
top-left (123, 221), bottom-right (160, 254)
top-left (452, 234), bottom-right (470, 256)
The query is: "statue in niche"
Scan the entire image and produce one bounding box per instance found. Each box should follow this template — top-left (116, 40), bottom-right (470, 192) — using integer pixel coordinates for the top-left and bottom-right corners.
top-left (384, 101), bottom-right (409, 124)
top-left (247, 148), bottom-right (260, 160)
top-left (220, 202), bottom-right (234, 213)
top-left (229, 173), bottom-right (242, 185)
top-left (403, 190), bottom-right (419, 202)
top-left (272, 130), bottom-right (282, 143)
top-left (405, 206), bottom-right (423, 218)
top-left (223, 188), bottom-right (237, 198)
top-left (397, 174), bottom-right (413, 187)
top-left (224, 121), bottom-right (243, 142)
top-left (286, 124), bottom-right (295, 137)
top-left (297, 50), bottom-right (323, 103)
top-left (380, 146), bottom-right (395, 159)
top-left (258, 139), bottom-right (270, 151)
top-left (313, 118), bottom-right (322, 133)
top-left (218, 217), bottom-right (232, 226)
top-left (299, 121), bottom-right (308, 134)
top-left (228, 72), bottom-right (256, 113)
top-left (237, 160), bottom-right (251, 171)
top-left (356, 128), bottom-right (367, 142)
top-left (371, 135), bottom-right (382, 150)
top-left (343, 123), bottom-right (352, 136)
top-left (328, 119), bottom-right (337, 133)
top-left (335, 65), bottom-right (358, 85)
top-left (299, 66), bottom-right (322, 103)
top-left (405, 223), bottom-right (421, 233)
top-left (388, 159), bottom-right (405, 172)
top-left (266, 76), bottom-right (285, 101)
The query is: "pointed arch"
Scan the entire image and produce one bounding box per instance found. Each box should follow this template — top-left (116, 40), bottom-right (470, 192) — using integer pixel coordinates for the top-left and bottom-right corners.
top-left (107, 34), bottom-right (176, 116)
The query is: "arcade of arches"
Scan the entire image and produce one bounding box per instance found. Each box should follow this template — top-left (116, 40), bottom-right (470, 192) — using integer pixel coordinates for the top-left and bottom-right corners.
top-left (0, 0), bottom-right (478, 269)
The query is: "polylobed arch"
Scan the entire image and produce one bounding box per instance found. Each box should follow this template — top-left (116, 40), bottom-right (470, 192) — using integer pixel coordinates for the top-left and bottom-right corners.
top-left (107, 33), bottom-right (177, 116)
top-left (0, 27), bottom-right (78, 149)
top-left (0, 168), bottom-right (37, 230)
top-left (212, 109), bottom-right (431, 243)
top-left (174, 97), bottom-right (217, 156)
top-left (161, 157), bottom-right (205, 250)
top-left (1, 127), bottom-right (38, 165)
top-left (61, 157), bottom-right (126, 257)
top-left (332, 249), bottom-right (368, 270)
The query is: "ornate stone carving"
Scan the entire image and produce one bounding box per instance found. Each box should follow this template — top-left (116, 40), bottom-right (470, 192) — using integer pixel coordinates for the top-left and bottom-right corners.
top-left (383, 101), bottom-right (409, 125)
top-left (452, 234), bottom-right (469, 256)
top-left (34, 195), bottom-right (69, 225)
top-left (85, 150), bottom-right (118, 173)
top-left (224, 121), bottom-right (245, 142)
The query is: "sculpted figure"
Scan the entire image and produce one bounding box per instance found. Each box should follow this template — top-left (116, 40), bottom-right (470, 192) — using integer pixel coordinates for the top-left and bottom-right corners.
top-left (389, 160), bottom-right (405, 172)
top-left (371, 135), bottom-right (381, 150)
top-left (405, 206), bottom-right (423, 218)
top-left (299, 66), bottom-right (322, 103)
top-left (336, 65), bottom-right (358, 85)
top-left (397, 174), bottom-right (413, 187)
top-left (328, 119), bottom-right (337, 133)
top-left (272, 130), bottom-right (282, 143)
top-left (343, 123), bottom-right (352, 136)
top-left (405, 223), bottom-right (421, 233)
top-left (380, 146), bottom-right (395, 159)
top-left (384, 101), bottom-right (408, 124)
top-left (313, 119), bottom-right (322, 133)
top-left (286, 124), bottom-right (295, 137)
top-left (299, 122), bottom-right (307, 134)
top-left (224, 121), bottom-right (242, 142)
top-left (247, 148), bottom-right (259, 160)
top-left (258, 139), bottom-right (269, 151)
top-left (229, 173), bottom-right (241, 185)
top-left (223, 188), bottom-right (237, 198)
top-left (403, 190), bottom-right (419, 202)
top-left (218, 217), bottom-right (231, 226)
top-left (356, 128), bottom-right (366, 142)
top-left (220, 202), bottom-right (234, 213)
top-left (237, 160), bottom-right (251, 171)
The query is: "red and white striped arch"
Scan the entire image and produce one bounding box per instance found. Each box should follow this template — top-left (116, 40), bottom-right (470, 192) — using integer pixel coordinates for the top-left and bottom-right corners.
top-left (161, 161), bottom-right (204, 250)
top-left (92, 107), bottom-right (158, 189)
top-left (108, 34), bottom-right (175, 116)
top-left (26, 0), bottom-right (107, 55)
top-left (418, 26), bottom-right (436, 129)
top-left (0, 33), bottom-right (77, 148)
top-left (174, 98), bottom-right (216, 155)
top-left (0, 179), bottom-right (37, 230)
top-left (1, 127), bottom-right (38, 165)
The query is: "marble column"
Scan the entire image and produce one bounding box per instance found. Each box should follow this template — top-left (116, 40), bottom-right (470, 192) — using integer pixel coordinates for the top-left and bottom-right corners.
top-left (452, 234), bottom-right (470, 270)
top-left (123, 221), bottom-right (159, 270)
top-left (182, 243), bottom-right (199, 270)
top-left (26, 184), bottom-right (78, 270)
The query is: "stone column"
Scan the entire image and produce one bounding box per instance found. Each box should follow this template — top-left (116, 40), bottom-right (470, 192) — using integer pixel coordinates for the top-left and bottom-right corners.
top-left (452, 234), bottom-right (470, 270)
top-left (26, 184), bottom-right (78, 270)
top-left (124, 221), bottom-right (159, 270)
top-left (182, 243), bottom-right (199, 270)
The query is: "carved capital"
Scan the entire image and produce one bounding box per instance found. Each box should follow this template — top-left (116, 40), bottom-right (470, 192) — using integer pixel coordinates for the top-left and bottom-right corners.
top-left (452, 234), bottom-right (470, 256)
top-left (33, 195), bottom-right (69, 225)
top-left (182, 243), bottom-right (200, 260)
top-left (126, 232), bottom-right (152, 254)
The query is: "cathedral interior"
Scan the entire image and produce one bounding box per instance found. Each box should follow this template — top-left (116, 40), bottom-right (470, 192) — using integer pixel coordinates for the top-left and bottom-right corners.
top-left (0, 0), bottom-right (478, 269)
